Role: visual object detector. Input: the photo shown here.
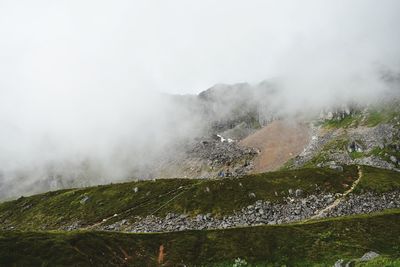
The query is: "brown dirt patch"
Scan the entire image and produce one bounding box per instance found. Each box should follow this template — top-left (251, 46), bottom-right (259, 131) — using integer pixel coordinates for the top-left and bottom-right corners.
top-left (240, 120), bottom-right (311, 173)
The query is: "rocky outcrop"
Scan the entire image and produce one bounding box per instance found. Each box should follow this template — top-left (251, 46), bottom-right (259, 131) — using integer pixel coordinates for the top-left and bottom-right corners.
top-left (291, 123), bottom-right (400, 171)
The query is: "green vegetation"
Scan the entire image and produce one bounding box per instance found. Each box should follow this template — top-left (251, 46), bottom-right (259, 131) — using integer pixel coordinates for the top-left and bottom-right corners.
top-left (363, 107), bottom-right (399, 127)
top-left (1, 166), bottom-right (400, 266)
top-left (299, 138), bottom-right (350, 168)
top-left (350, 151), bottom-right (365, 159)
top-left (355, 256), bottom-right (400, 267)
top-left (0, 167), bottom-right (358, 231)
top-left (322, 102), bottom-right (400, 130)
top-left (355, 166), bottom-right (400, 194)
top-left (323, 112), bottom-right (363, 129)
top-left (0, 210), bottom-right (399, 266)
top-left (369, 146), bottom-right (400, 165)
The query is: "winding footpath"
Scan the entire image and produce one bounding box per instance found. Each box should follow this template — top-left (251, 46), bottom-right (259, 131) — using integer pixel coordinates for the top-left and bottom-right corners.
top-left (310, 165), bottom-right (363, 220)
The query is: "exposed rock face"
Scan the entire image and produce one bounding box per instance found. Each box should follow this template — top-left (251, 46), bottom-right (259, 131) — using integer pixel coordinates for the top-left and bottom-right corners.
top-left (347, 141), bottom-right (363, 153)
top-left (319, 106), bottom-right (355, 121)
top-left (291, 123), bottom-right (400, 171)
top-left (98, 191), bottom-right (400, 233)
top-left (354, 156), bottom-right (396, 170)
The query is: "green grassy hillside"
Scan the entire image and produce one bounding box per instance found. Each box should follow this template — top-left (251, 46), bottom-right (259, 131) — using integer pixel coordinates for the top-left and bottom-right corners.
top-left (1, 165), bottom-right (400, 266)
top-left (0, 166), bottom-right (359, 231)
top-left (322, 102), bottom-right (400, 129)
top-left (1, 210), bottom-right (399, 267)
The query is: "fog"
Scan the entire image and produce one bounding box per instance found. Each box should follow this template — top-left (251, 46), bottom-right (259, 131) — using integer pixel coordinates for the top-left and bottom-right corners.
top-left (0, 0), bottom-right (399, 199)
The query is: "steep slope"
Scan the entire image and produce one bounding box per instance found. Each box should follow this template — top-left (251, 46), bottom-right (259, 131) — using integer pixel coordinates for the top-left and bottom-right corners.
top-left (1, 166), bottom-right (400, 266)
top-left (240, 120), bottom-right (311, 172)
top-left (284, 102), bottom-right (400, 171)
top-left (0, 167), bottom-right (359, 231)
top-left (2, 165), bottom-right (400, 233)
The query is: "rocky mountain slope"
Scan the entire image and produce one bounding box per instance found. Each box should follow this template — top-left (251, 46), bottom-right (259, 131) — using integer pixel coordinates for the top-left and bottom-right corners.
top-left (285, 102), bottom-right (400, 172)
top-left (1, 85), bottom-right (400, 266)
top-left (1, 164), bottom-right (400, 266)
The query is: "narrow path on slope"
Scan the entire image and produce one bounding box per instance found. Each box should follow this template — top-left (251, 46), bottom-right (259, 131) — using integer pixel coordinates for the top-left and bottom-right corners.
top-left (310, 166), bottom-right (363, 220)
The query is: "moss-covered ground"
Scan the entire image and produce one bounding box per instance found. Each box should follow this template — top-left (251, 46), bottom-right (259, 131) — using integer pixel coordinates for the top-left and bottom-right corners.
top-left (0, 210), bottom-right (399, 266)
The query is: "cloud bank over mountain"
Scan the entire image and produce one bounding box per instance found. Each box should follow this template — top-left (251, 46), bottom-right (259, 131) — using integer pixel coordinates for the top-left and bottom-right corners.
top-left (0, 0), bottom-right (399, 198)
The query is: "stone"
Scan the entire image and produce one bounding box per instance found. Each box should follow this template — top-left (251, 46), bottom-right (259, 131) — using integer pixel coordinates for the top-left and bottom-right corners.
top-left (295, 189), bottom-right (303, 197)
top-left (133, 187), bottom-right (139, 193)
top-left (248, 192), bottom-right (256, 198)
top-left (330, 165), bottom-right (344, 172)
top-left (79, 195), bottom-right (90, 204)
top-left (360, 251), bottom-right (380, 261)
top-left (390, 155), bottom-right (398, 164)
top-left (333, 259), bottom-right (345, 267)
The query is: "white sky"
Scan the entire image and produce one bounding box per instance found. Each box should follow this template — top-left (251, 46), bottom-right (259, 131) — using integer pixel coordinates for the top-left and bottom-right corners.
top-left (0, 0), bottom-right (399, 95)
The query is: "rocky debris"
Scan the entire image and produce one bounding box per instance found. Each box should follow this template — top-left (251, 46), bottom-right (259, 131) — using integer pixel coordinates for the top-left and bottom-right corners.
top-left (98, 191), bottom-right (400, 233)
top-left (327, 191), bottom-right (400, 217)
top-left (248, 192), bottom-right (256, 198)
top-left (318, 161), bottom-right (344, 172)
top-left (292, 123), bottom-right (400, 171)
top-left (351, 124), bottom-right (396, 151)
top-left (353, 156), bottom-right (396, 170)
top-left (333, 259), bottom-right (356, 267)
top-left (333, 259), bottom-right (346, 267)
top-left (185, 137), bottom-right (258, 177)
top-left (79, 195), bottom-right (90, 204)
top-left (347, 141), bottom-right (363, 153)
top-left (216, 134), bottom-right (235, 143)
top-left (102, 219), bottom-right (129, 231)
top-left (333, 251), bottom-right (380, 266)
top-left (21, 202), bottom-right (33, 211)
top-left (220, 122), bottom-right (258, 140)
top-left (293, 125), bottom-right (340, 168)
top-left (295, 189), bottom-right (303, 197)
top-left (189, 137), bottom-right (257, 165)
top-left (60, 221), bottom-right (82, 231)
top-left (360, 251), bottom-right (380, 261)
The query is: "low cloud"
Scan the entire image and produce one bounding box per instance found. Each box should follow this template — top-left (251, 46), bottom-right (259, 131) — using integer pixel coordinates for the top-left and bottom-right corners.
top-left (0, 0), bottom-right (399, 198)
